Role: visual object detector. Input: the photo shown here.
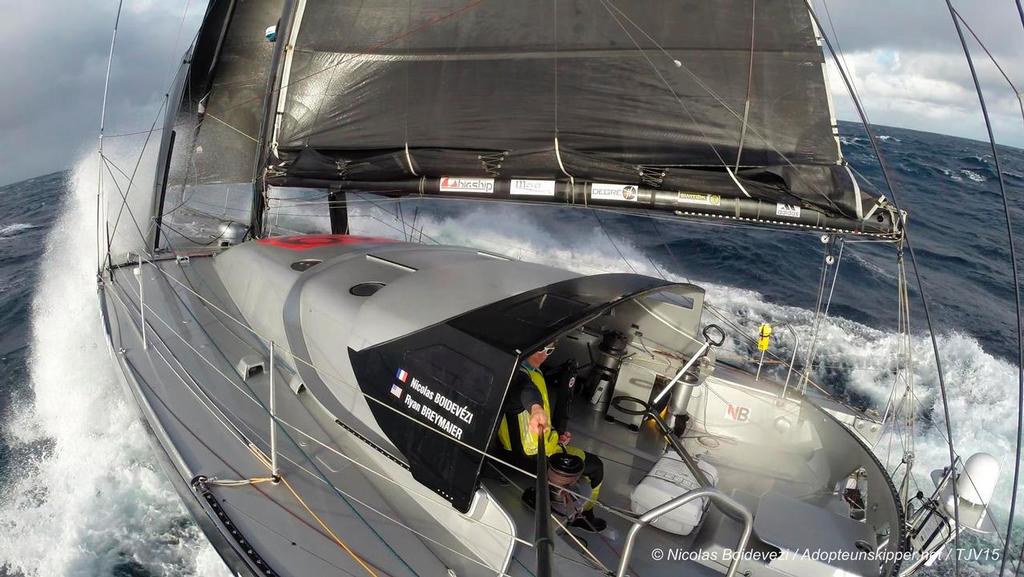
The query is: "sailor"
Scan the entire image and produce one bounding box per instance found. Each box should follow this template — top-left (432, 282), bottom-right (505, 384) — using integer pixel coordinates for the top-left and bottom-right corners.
top-left (497, 341), bottom-right (607, 532)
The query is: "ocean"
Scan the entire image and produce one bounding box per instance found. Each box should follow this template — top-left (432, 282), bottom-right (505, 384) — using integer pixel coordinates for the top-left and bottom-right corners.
top-left (0, 121), bottom-right (1022, 576)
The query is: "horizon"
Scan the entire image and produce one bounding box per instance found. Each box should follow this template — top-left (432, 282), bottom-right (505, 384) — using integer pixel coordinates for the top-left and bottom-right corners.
top-left (1, 120), bottom-right (1019, 190)
top-left (1, 1), bottom-right (1021, 186)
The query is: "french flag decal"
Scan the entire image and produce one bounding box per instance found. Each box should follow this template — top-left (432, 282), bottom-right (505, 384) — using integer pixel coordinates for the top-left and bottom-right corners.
top-left (396, 368), bottom-right (409, 383)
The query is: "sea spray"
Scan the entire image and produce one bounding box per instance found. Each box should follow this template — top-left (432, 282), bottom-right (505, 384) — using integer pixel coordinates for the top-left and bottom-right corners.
top-left (0, 157), bottom-right (230, 577)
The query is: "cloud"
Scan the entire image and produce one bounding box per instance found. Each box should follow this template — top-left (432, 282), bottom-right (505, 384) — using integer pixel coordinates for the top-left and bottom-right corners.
top-left (0, 1), bottom-right (207, 186)
top-left (3, 0), bottom-right (1023, 186)
top-left (813, 0), bottom-right (1024, 147)
top-left (826, 51), bottom-right (1024, 147)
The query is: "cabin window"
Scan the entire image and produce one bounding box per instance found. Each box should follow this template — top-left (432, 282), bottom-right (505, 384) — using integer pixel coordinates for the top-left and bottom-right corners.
top-left (504, 293), bottom-right (588, 328)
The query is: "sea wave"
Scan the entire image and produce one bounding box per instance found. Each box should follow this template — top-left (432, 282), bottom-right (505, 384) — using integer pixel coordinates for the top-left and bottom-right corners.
top-left (0, 223), bottom-right (38, 238)
top-left (961, 169), bottom-right (988, 183)
top-left (0, 159), bottom-right (228, 577)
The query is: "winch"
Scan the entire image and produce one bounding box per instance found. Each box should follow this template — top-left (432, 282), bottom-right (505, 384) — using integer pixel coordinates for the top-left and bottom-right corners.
top-left (547, 448), bottom-right (587, 520)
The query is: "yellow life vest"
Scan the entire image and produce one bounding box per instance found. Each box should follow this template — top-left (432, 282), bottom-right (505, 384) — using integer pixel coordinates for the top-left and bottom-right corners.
top-left (498, 365), bottom-right (560, 456)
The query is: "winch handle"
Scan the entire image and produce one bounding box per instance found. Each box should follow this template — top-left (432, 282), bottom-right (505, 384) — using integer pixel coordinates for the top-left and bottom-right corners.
top-left (702, 324), bottom-right (725, 347)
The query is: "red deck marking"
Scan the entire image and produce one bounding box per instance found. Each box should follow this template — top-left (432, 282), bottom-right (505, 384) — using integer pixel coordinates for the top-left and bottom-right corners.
top-left (258, 234), bottom-right (398, 251)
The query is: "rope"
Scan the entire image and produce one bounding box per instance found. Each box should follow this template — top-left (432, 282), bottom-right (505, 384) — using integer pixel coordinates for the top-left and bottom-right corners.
top-left (800, 237), bottom-right (844, 390)
top-left (734, 0), bottom-right (756, 171)
top-left (205, 112), bottom-right (259, 143)
top-left (107, 274), bottom-right (520, 577)
top-left (131, 254), bottom-right (634, 522)
top-left (803, 4), bottom-right (963, 574)
top-left (595, 0), bottom-right (752, 202)
top-left (279, 475), bottom-right (380, 577)
top-left (596, 0), bottom-right (843, 213)
top-left (941, 4), bottom-right (1024, 575)
top-left (110, 272), bottom-right (424, 577)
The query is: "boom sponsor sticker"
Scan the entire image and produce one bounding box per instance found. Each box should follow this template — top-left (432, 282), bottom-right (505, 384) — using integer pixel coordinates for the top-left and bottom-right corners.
top-left (439, 176), bottom-right (495, 193)
top-left (591, 183), bottom-right (640, 202)
top-left (510, 179), bottom-right (556, 196)
top-left (676, 192), bottom-right (721, 207)
top-left (775, 203), bottom-right (802, 218)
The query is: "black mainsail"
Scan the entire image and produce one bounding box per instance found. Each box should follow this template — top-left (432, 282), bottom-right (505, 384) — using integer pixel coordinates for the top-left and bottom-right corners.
top-left (255, 0), bottom-right (898, 236)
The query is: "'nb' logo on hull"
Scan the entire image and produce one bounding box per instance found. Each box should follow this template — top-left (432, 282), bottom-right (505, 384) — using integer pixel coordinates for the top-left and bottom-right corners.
top-left (725, 404), bottom-right (751, 422)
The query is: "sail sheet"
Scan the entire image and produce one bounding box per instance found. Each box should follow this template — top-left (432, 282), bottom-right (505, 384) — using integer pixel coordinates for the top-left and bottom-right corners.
top-left (265, 0), bottom-right (879, 223)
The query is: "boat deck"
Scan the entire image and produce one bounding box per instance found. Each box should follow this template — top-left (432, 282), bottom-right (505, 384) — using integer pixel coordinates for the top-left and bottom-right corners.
top-left (103, 255), bottom-right (574, 577)
top-left (101, 252), bottom-right (899, 577)
top-left (480, 351), bottom-right (891, 577)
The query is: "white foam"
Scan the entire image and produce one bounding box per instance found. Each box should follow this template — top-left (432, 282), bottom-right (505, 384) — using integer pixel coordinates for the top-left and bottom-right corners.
top-left (0, 223), bottom-right (39, 238)
top-left (0, 158), bottom-right (230, 577)
top-left (961, 169), bottom-right (987, 183)
top-left (943, 168), bottom-right (964, 182)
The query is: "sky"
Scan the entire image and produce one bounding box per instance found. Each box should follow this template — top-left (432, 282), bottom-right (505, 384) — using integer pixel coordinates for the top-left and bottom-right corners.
top-left (0, 0), bottom-right (1022, 187)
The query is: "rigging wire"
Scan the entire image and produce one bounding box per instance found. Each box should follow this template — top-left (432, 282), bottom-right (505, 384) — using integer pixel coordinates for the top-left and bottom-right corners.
top-left (100, 155), bottom-right (155, 255)
top-left (107, 268), bottom-right (601, 576)
top-left (800, 237), bottom-right (841, 391)
top-left (595, 0), bottom-right (751, 201)
top-left (128, 248), bottom-right (638, 528)
top-left (940, 4), bottom-right (1024, 576)
top-left (129, 253), bottom-right (637, 524)
top-left (156, 259), bottom-right (522, 550)
top-left (106, 283), bottom-right (384, 577)
top-left (97, 0), bottom-right (125, 272)
top-left (801, 3), bottom-right (964, 573)
top-left (950, 7), bottom-right (1024, 131)
top-left (107, 276), bottom-right (444, 577)
top-left (1018, 0), bottom-right (1024, 38)
top-left (132, 267), bottom-right (426, 577)
top-left (597, 0), bottom-right (846, 213)
top-left (816, 0), bottom-right (863, 107)
top-left (734, 0), bottom-right (756, 171)
top-left (100, 0), bottom-right (206, 260)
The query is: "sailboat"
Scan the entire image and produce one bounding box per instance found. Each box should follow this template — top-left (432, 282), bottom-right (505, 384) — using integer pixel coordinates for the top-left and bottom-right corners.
top-left (95, 1), bottom-right (1008, 576)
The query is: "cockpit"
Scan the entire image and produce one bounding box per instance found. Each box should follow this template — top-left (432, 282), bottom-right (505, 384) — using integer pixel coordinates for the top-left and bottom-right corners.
top-left (347, 270), bottom-right (904, 577)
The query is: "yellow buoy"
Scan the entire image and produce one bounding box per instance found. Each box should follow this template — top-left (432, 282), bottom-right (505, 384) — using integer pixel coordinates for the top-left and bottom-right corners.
top-left (757, 323), bottom-right (772, 351)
